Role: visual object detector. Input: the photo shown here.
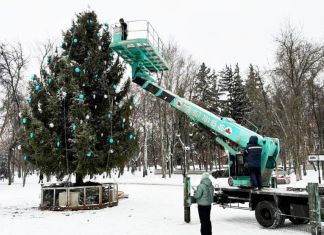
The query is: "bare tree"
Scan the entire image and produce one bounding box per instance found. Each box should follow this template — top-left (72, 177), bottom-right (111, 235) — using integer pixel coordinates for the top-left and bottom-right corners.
top-left (271, 25), bottom-right (324, 180)
top-left (0, 42), bottom-right (28, 185)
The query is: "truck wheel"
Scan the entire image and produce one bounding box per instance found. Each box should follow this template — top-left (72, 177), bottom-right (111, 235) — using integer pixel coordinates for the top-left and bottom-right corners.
top-left (288, 217), bottom-right (309, 224)
top-left (255, 201), bottom-right (284, 228)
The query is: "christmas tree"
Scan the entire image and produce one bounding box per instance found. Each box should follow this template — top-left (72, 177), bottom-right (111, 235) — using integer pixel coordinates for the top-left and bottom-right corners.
top-left (19, 11), bottom-right (138, 184)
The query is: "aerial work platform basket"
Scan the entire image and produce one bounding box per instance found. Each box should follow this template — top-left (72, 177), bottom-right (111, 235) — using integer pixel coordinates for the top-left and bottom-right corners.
top-left (110, 20), bottom-right (169, 73)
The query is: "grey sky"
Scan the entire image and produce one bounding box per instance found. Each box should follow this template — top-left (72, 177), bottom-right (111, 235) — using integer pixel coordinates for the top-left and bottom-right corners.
top-left (1, 0), bottom-right (324, 75)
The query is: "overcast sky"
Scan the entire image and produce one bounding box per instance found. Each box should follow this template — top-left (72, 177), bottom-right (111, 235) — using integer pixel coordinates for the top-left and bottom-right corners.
top-left (1, 0), bottom-right (324, 76)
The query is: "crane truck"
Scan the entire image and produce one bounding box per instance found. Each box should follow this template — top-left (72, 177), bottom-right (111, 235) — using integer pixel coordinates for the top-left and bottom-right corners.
top-left (109, 20), bottom-right (323, 229)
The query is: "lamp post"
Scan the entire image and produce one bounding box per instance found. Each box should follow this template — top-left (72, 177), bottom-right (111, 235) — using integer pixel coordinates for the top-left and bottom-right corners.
top-left (177, 134), bottom-right (191, 223)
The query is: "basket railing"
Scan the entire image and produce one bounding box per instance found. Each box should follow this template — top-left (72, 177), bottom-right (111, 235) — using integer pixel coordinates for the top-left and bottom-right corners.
top-left (112, 20), bottom-right (166, 56)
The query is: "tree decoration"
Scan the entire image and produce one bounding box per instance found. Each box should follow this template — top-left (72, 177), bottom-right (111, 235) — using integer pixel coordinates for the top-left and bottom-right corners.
top-left (22, 117), bottom-right (27, 125)
top-left (48, 78), bottom-right (53, 85)
top-left (73, 38), bottom-right (78, 43)
top-left (86, 114), bottom-right (90, 120)
top-left (112, 84), bottom-right (117, 90)
top-left (107, 112), bottom-right (112, 119)
top-left (131, 97), bottom-right (136, 105)
top-left (104, 94), bottom-right (108, 99)
top-left (17, 145), bottom-right (22, 150)
top-left (56, 140), bottom-right (61, 148)
top-left (122, 118), bottom-right (126, 123)
top-left (96, 32), bottom-right (100, 38)
top-left (29, 132), bottom-right (34, 139)
top-left (129, 134), bottom-right (134, 140)
top-left (23, 155), bottom-right (28, 161)
top-left (121, 123), bottom-right (125, 129)
top-left (79, 93), bottom-right (85, 101)
top-left (71, 123), bottom-right (77, 131)
top-left (108, 137), bottom-right (114, 144)
top-left (49, 123), bottom-right (54, 128)
top-left (74, 67), bottom-right (81, 73)
top-left (86, 151), bottom-right (93, 158)
top-left (27, 97), bottom-right (32, 104)
top-left (31, 74), bottom-right (36, 81)
top-left (35, 84), bottom-right (41, 91)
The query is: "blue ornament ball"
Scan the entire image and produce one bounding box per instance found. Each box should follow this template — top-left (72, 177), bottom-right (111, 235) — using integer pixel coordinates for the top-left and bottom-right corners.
top-left (56, 140), bottom-right (61, 148)
top-left (74, 67), bottom-right (80, 73)
top-left (71, 123), bottom-right (77, 131)
top-left (129, 134), bottom-right (134, 140)
top-left (73, 38), bottom-right (78, 43)
top-left (35, 85), bottom-right (41, 91)
top-left (86, 151), bottom-right (93, 158)
top-left (79, 93), bottom-right (85, 101)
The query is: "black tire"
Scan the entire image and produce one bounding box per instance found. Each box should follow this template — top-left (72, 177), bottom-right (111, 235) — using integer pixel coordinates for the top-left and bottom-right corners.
top-left (288, 217), bottom-right (309, 225)
top-left (255, 201), bottom-right (285, 228)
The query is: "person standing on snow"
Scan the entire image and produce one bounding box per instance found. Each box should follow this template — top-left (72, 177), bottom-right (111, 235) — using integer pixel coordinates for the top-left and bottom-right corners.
top-left (246, 135), bottom-right (263, 190)
top-left (194, 172), bottom-right (214, 235)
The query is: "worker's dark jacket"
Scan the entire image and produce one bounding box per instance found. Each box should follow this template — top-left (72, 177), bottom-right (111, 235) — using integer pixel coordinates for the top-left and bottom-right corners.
top-left (246, 136), bottom-right (262, 168)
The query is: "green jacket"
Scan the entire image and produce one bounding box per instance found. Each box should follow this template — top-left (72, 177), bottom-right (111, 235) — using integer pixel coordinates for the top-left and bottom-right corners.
top-left (194, 178), bottom-right (214, 206)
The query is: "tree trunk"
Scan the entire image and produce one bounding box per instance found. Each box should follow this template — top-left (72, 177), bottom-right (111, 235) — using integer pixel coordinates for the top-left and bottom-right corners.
top-left (143, 96), bottom-right (148, 177)
top-left (7, 148), bottom-right (12, 185)
top-left (159, 104), bottom-right (166, 178)
top-left (75, 173), bottom-right (84, 185)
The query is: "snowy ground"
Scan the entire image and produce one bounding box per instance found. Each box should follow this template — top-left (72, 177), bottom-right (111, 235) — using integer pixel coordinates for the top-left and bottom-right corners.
top-left (0, 170), bottom-right (318, 235)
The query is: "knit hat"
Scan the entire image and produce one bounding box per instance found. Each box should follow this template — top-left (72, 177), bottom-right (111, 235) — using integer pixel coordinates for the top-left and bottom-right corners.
top-left (201, 172), bottom-right (210, 180)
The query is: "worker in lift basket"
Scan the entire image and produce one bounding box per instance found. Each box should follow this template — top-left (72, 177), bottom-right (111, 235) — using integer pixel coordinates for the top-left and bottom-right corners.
top-left (119, 18), bottom-right (128, 40)
top-left (193, 172), bottom-right (214, 235)
top-left (246, 135), bottom-right (263, 190)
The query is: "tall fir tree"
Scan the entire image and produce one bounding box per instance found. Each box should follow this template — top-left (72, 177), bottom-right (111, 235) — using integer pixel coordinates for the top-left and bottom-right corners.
top-left (18, 11), bottom-right (138, 184)
top-left (219, 65), bottom-right (234, 117)
top-left (219, 64), bottom-right (250, 124)
top-left (191, 63), bottom-right (221, 170)
top-left (230, 64), bottom-right (251, 123)
top-left (192, 62), bottom-right (220, 114)
top-left (245, 64), bottom-right (269, 132)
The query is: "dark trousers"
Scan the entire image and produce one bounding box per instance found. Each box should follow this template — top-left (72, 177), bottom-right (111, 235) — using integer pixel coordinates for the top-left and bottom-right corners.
top-left (249, 167), bottom-right (262, 189)
top-left (198, 205), bottom-right (212, 235)
top-left (121, 31), bottom-right (127, 40)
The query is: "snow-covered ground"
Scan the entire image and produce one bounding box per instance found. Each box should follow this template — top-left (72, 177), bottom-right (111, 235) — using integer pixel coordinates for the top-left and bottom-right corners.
top-left (0, 170), bottom-right (318, 235)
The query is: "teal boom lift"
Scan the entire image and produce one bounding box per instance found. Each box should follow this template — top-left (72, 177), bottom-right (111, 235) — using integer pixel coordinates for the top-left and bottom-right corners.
top-left (110, 21), bottom-right (324, 231)
top-left (110, 20), bottom-right (280, 188)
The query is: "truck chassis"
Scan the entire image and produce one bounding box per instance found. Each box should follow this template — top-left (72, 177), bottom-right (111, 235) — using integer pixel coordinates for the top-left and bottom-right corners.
top-left (212, 186), bottom-right (322, 228)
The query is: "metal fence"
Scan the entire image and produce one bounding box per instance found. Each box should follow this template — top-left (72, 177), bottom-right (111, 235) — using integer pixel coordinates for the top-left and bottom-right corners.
top-left (40, 183), bottom-right (118, 210)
